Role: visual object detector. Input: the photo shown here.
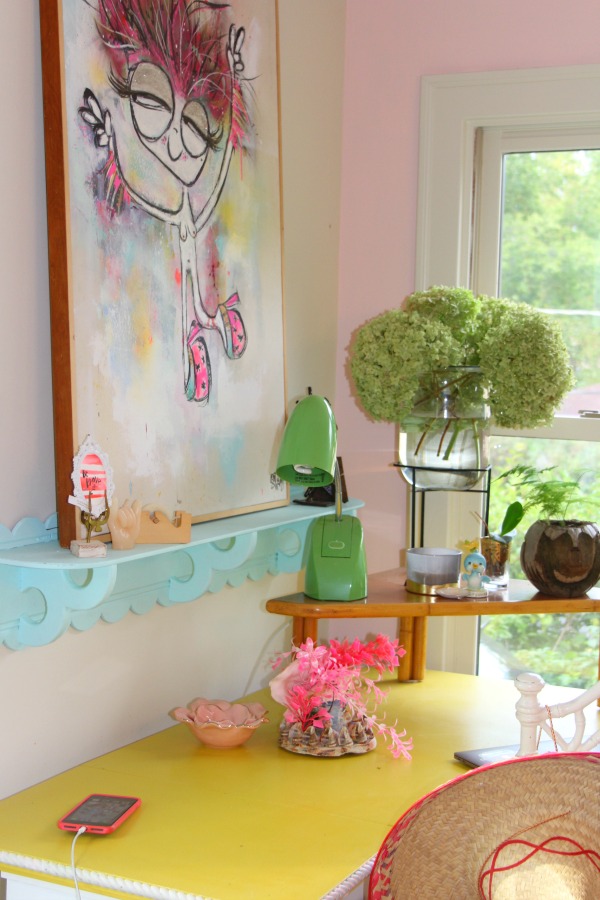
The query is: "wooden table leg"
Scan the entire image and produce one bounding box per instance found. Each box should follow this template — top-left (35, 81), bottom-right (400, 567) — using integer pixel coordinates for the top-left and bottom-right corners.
top-left (398, 617), bottom-right (414, 681)
top-left (292, 617), bottom-right (318, 646)
top-left (398, 617), bottom-right (427, 681)
top-left (411, 617), bottom-right (427, 681)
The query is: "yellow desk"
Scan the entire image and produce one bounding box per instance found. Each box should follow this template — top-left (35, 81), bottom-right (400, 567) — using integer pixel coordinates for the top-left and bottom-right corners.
top-left (266, 571), bottom-right (600, 682)
top-left (0, 672), bottom-right (593, 900)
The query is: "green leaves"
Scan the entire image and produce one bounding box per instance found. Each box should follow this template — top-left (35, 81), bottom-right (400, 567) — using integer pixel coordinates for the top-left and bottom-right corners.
top-left (349, 286), bottom-right (574, 428)
top-left (499, 500), bottom-right (525, 536)
top-left (494, 464), bottom-right (596, 522)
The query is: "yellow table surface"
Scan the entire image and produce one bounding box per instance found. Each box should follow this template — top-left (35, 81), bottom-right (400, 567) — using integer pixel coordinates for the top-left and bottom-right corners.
top-left (0, 671), bottom-right (591, 900)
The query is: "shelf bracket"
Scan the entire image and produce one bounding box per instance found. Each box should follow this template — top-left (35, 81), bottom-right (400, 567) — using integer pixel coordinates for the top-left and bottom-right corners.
top-left (0, 500), bottom-right (363, 650)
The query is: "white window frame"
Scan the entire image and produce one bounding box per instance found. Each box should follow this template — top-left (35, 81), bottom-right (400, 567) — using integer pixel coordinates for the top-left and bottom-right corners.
top-left (415, 64), bottom-right (600, 673)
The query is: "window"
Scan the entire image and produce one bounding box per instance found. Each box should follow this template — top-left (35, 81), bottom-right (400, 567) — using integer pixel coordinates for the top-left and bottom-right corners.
top-left (482, 433), bottom-right (599, 687)
top-left (474, 130), bottom-right (600, 424)
top-left (474, 138), bottom-right (600, 686)
top-left (416, 65), bottom-right (600, 678)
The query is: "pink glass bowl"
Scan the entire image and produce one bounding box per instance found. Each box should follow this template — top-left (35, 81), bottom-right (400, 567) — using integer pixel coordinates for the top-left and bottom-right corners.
top-left (171, 698), bottom-right (268, 749)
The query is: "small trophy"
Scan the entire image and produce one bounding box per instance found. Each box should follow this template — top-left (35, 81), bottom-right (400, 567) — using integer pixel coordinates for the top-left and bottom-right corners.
top-left (68, 435), bottom-right (114, 558)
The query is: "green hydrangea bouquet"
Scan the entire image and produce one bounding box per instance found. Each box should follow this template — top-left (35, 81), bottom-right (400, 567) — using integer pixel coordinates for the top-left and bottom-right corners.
top-left (349, 286), bottom-right (574, 429)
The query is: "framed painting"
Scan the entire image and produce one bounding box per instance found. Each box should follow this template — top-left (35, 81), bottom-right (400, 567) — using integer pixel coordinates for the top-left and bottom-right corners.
top-left (39, 0), bottom-right (287, 547)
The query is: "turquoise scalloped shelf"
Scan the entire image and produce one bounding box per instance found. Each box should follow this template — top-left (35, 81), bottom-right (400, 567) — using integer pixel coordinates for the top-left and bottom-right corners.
top-left (0, 498), bottom-right (363, 650)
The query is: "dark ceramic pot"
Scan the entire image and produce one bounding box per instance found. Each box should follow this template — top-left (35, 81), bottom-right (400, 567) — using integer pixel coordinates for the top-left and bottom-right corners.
top-left (520, 520), bottom-right (600, 598)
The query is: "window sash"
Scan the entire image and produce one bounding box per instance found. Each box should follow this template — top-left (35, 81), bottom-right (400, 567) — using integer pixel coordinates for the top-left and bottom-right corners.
top-left (415, 66), bottom-right (600, 673)
top-left (473, 127), bottom-right (600, 438)
top-left (417, 65), bottom-right (600, 443)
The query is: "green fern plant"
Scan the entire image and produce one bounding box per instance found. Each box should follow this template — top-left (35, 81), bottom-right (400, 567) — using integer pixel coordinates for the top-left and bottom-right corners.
top-left (495, 465), bottom-right (596, 533)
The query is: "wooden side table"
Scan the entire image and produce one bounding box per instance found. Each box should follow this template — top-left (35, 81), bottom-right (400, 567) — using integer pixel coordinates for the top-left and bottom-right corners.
top-left (265, 569), bottom-right (600, 682)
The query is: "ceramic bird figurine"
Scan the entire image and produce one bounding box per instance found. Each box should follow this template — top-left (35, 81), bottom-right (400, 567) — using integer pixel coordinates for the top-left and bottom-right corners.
top-left (461, 551), bottom-right (490, 591)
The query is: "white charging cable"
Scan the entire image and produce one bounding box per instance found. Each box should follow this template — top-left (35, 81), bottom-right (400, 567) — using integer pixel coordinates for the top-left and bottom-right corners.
top-left (71, 826), bottom-right (87, 899)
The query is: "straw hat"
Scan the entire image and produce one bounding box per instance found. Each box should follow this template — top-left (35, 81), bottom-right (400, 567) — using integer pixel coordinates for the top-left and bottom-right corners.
top-left (369, 753), bottom-right (600, 899)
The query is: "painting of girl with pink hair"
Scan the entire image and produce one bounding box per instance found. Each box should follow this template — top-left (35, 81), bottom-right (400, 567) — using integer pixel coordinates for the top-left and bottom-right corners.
top-left (42, 0), bottom-right (286, 536)
top-left (80, 0), bottom-right (250, 405)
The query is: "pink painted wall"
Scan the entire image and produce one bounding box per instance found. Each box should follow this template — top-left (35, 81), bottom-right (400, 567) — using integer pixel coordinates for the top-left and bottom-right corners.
top-left (335, 0), bottom-right (600, 573)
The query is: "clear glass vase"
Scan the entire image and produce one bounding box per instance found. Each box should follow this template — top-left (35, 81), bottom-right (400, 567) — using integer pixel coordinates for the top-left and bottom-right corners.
top-left (399, 366), bottom-right (490, 490)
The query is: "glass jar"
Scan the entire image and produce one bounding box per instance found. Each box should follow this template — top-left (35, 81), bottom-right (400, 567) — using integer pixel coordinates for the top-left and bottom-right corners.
top-left (399, 366), bottom-right (490, 490)
top-left (480, 536), bottom-right (510, 586)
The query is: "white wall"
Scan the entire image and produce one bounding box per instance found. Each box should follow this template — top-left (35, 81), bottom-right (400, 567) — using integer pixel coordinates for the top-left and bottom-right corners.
top-left (0, 0), bottom-right (345, 799)
top-left (335, 0), bottom-right (600, 576)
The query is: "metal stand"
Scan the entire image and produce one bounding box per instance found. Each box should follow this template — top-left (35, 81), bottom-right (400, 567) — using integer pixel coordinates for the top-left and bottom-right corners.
top-left (394, 464), bottom-right (491, 548)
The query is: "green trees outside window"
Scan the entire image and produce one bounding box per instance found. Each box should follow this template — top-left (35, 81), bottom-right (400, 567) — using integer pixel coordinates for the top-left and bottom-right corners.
top-left (478, 149), bottom-right (600, 688)
top-left (500, 149), bottom-right (600, 407)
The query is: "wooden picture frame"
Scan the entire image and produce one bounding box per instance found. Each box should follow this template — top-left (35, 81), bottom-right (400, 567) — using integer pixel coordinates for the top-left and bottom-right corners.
top-left (39, 0), bottom-right (287, 547)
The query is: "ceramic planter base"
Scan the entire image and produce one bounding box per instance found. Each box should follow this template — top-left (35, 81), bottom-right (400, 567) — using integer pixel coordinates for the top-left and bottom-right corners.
top-left (278, 709), bottom-right (377, 757)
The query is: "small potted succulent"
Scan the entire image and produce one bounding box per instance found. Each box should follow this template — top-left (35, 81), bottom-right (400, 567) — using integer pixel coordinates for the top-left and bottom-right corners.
top-left (494, 466), bottom-right (600, 597)
top-left (349, 287), bottom-right (574, 490)
top-left (478, 483), bottom-right (532, 584)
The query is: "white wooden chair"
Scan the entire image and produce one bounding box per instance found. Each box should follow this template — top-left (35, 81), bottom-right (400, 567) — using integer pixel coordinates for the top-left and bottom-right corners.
top-left (515, 671), bottom-right (600, 755)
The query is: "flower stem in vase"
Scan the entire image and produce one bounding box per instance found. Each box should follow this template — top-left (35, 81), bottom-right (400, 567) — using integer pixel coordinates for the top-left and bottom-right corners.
top-left (398, 366), bottom-right (490, 490)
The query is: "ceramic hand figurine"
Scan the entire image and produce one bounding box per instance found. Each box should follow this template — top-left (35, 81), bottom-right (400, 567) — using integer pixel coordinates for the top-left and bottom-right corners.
top-left (108, 499), bottom-right (142, 550)
top-left (461, 551), bottom-right (490, 591)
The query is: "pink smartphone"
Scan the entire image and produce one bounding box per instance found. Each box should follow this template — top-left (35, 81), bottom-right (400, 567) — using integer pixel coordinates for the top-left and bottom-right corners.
top-left (57, 793), bottom-right (141, 835)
